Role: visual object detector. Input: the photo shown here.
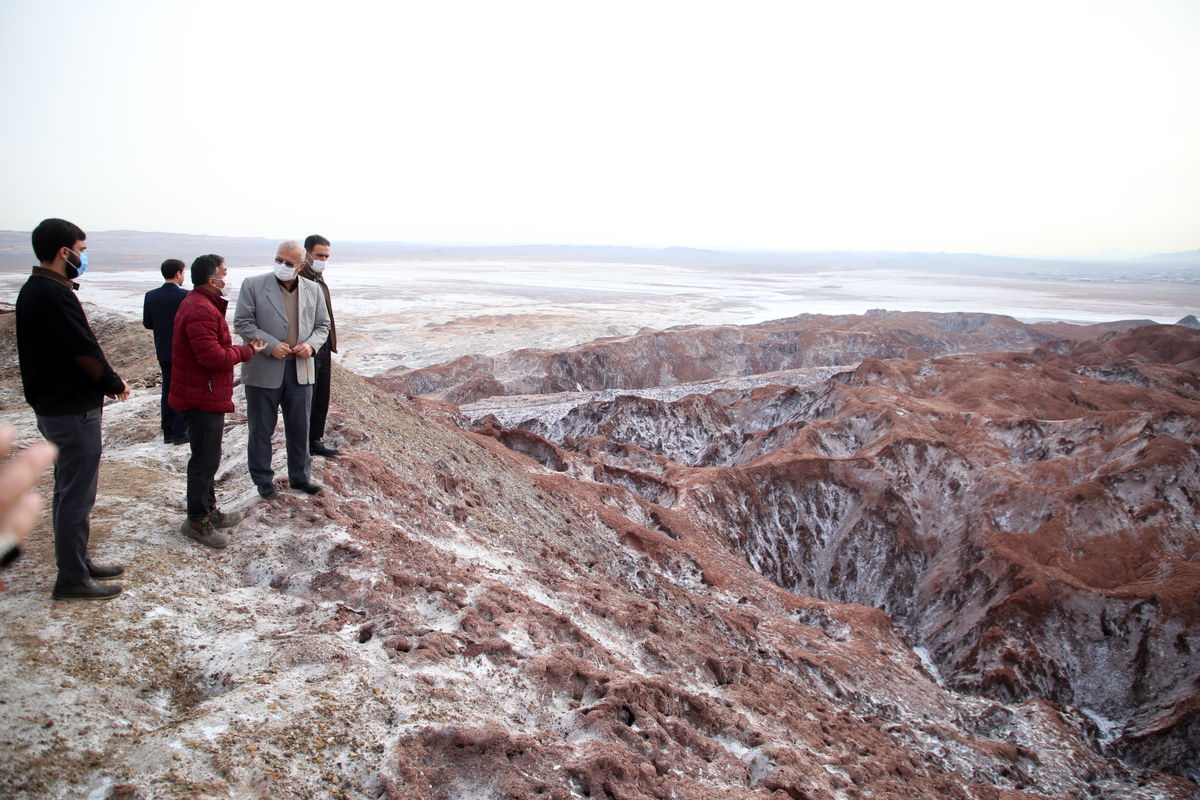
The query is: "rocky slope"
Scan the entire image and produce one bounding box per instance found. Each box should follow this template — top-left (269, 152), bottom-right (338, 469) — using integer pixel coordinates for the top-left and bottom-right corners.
top-left (376, 311), bottom-right (1153, 405)
top-left (470, 323), bottom-right (1200, 786)
top-left (0, 307), bottom-right (1197, 799)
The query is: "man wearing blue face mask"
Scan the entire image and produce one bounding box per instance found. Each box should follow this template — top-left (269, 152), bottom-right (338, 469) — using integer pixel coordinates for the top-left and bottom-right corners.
top-left (15, 218), bottom-right (130, 601)
top-left (234, 240), bottom-right (330, 498)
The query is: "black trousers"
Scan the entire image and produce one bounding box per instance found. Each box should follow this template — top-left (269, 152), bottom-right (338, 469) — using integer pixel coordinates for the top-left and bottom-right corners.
top-left (310, 341), bottom-right (332, 442)
top-left (183, 409), bottom-right (224, 519)
top-left (159, 360), bottom-right (188, 440)
top-left (36, 408), bottom-right (102, 585)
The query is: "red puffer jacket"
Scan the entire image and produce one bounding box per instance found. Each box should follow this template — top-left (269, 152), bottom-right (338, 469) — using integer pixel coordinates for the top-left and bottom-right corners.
top-left (168, 289), bottom-right (255, 413)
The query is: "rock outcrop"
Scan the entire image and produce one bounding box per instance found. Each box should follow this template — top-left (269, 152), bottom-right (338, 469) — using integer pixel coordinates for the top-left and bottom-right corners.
top-left (1, 307), bottom-right (1196, 799)
top-left (377, 311), bottom-right (1153, 405)
top-left (473, 324), bottom-right (1200, 785)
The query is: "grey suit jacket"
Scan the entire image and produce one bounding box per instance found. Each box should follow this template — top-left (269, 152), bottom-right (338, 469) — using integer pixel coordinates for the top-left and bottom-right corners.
top-left (234, 272), bottom-right (330, 388)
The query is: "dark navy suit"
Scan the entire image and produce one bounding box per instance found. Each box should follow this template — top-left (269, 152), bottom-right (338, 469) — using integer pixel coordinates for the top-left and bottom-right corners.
top-left (143, 281), bottom-right (190, 441)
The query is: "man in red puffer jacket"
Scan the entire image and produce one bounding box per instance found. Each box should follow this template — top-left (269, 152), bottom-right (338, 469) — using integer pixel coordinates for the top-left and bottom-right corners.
top-left (169, 254), bottom-right (266, 549)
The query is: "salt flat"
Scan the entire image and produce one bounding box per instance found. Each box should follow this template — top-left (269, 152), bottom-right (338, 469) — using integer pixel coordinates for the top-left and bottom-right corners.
top-left (2, 258), bottom-right (1196, 375)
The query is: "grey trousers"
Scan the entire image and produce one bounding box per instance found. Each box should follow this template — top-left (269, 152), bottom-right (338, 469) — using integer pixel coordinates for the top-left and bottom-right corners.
top-left (36, 408), bottom-right (102, 585)
top-left (245, 361), bottom-right (313, 487)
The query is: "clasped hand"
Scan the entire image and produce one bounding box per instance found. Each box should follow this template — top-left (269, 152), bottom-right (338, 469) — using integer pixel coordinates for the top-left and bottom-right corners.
top-left (269, 342), bottom-right (313, 359)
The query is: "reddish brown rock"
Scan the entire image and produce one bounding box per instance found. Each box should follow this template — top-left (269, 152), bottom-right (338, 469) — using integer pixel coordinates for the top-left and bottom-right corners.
top-left (375, 311), bottom-right (1150, 404)
top-left (479, 324), bottom-right (1200, 785)
top-left (1, 309), bottom-right (1196, 799)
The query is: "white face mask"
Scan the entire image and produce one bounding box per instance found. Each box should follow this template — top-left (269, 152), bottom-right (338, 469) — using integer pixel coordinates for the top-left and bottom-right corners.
top-left (309, 259), bottom-right (327, 274)
top-left (274, 261), bottom-right (297, 282)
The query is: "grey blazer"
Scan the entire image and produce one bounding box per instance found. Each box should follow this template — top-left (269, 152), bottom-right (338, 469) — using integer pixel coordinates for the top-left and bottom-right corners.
top-left (234, 272), bottom-right (331, 388)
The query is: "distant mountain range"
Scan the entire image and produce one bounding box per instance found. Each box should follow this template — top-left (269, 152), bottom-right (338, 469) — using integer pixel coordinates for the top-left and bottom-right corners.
top-left (1145, 249), bottom-right (1200, 264)
top-left (1, 229), bottom-right (1198, 278)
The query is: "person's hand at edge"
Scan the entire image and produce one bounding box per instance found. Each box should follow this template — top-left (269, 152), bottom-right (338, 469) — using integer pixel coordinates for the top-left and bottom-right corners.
top-left (0, 425), bottom-right (58, 572)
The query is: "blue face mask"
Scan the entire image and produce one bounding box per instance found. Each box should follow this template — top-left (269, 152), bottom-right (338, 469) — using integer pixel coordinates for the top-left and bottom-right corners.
top-left (65, 249), bottom-right (88, 279)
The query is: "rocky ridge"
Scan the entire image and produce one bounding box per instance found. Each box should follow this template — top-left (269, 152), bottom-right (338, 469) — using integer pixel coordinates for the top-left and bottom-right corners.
top-left (465, 321), bottom-right (1200, 787)
top-left (0, 307), bottom-right (1196, 799)
top-left (376, 311), bottom-right (1155, 405)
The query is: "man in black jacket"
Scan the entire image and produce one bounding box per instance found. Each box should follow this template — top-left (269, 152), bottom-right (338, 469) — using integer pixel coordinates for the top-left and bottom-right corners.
top-left (143, 258), bottom-right (190, 444)
top-left (15, 218), bottom-right (130, 601)
top-left (300, 234), bottom-right (339, 457)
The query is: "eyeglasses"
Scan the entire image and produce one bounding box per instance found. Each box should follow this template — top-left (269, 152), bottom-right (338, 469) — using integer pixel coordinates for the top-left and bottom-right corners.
top-left (274, 257), bottom-right (297, 268)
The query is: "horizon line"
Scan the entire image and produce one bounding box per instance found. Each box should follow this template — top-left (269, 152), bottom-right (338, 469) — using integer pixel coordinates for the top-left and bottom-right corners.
top-left (2, 227), bottom-right (1199, 263)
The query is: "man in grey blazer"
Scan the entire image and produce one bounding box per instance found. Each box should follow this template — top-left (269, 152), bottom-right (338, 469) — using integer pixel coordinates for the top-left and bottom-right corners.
top-left (234, 241), bottom-right (331, 498)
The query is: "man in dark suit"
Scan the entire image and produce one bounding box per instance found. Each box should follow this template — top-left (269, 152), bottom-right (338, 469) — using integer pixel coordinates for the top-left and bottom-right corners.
top-left (143, 259), bottom-right (190, 444)
top-left (299, 234), bottom-right (339, 457)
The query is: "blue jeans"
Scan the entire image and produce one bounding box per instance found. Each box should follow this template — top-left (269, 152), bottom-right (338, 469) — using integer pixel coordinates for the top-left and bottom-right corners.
top-left (245, 361), bottom-right (313, 487)
top-left (36, 408), bottom-right (102, 585)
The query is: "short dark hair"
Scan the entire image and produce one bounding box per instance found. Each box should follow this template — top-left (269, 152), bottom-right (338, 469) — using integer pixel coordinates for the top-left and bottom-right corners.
top-left (190, 254), bottom-right (224, 286)
top-left (32, 218), bottom-right (86, 263)
top-left (304, 234), bottom-right (330, 252)
top-left (161, 258), bottom-right (186, 280)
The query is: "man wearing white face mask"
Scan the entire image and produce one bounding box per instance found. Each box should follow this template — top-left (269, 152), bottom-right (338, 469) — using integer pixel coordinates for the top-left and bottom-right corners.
top-left (234, 241), bottom-right (330, 499)
top-left (299, 234), bottom-right (339, 457)
top-left (169, 255), bottom-right (266, 547)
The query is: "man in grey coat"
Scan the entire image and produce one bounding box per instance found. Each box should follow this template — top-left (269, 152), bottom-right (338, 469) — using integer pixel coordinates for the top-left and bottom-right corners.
top-left (234, 240), bottom-right (331, 498)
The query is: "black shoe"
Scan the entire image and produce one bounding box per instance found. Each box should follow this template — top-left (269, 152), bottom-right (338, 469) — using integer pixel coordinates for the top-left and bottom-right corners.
top-left (310, 439), bottom-right (340, 457)
top-left (289, 479), bottom-right (323, 495)
top-left (257, 483), bottom-right (277, 499)
top-left (52, 579), bottom-right (122, 601)
top-left (86, 561), bottom-right (125, 580)
top-left (166, 435), bottom-right (190, 445)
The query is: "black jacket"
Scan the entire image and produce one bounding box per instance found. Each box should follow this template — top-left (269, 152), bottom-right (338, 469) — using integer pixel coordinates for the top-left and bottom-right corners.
top-left (16, 268), bottom-right (125, 415)
top-left (142, 281), bottom-right (188, 362)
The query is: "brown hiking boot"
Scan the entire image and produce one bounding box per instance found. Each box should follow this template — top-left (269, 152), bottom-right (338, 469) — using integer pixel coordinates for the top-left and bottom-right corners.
top-left (209, 508), bottom-right (243, 529)
top-left (180, 516), bottom-right (228, 549)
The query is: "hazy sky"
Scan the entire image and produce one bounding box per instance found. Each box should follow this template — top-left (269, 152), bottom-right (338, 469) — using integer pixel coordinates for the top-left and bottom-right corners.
top-left (2, 0), bottom-right (1197, 256)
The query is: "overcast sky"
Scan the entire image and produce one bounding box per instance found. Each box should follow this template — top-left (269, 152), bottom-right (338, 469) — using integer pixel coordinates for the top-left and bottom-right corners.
top-left (2, 0), bottom-right (1197, 257)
